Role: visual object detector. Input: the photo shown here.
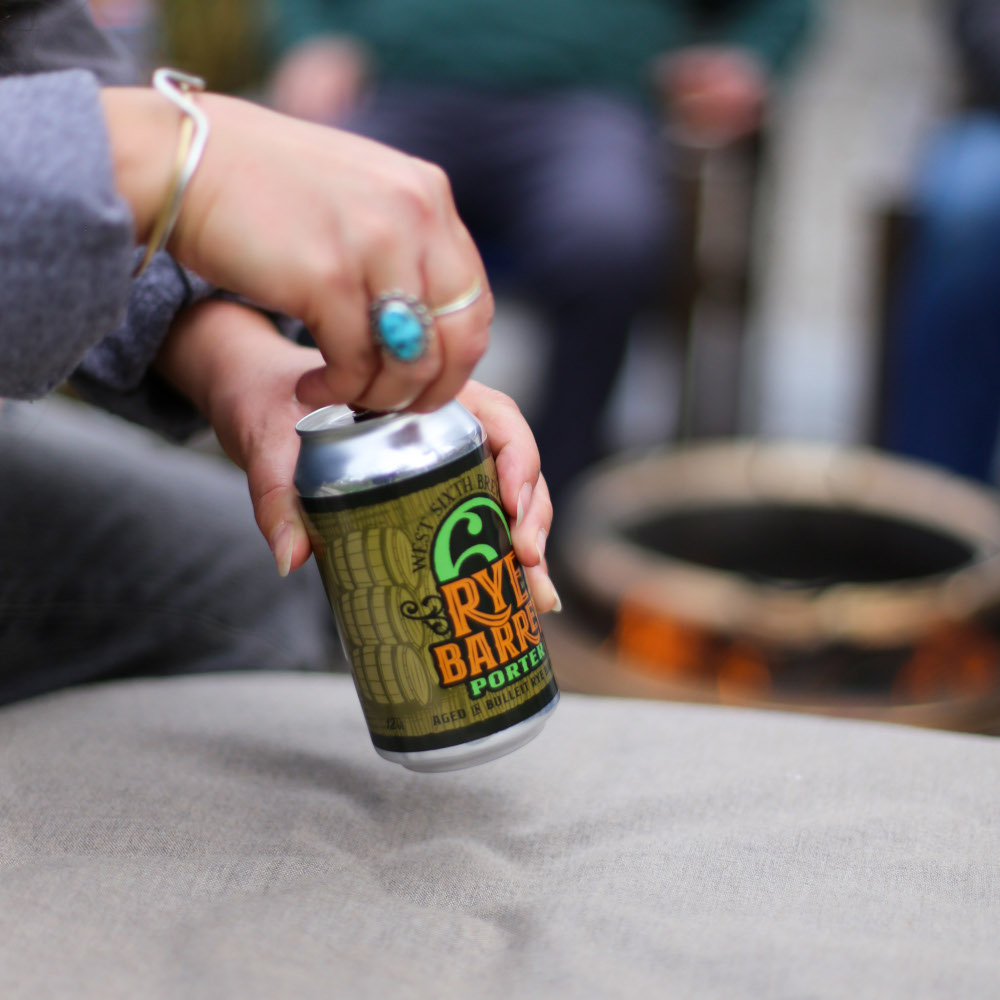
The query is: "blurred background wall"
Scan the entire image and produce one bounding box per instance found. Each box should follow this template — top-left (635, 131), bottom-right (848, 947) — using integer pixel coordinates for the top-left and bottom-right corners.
top-left (749, 0), bottom-right (957, 446)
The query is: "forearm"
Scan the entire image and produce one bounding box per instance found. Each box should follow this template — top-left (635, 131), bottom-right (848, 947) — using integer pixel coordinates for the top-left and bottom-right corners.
top-left (156, 300), bottom-right (274, 418)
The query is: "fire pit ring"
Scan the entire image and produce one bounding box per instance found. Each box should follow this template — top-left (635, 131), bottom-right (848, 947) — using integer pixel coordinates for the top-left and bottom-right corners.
top-left (561, 441), bottom-right (1000, 730)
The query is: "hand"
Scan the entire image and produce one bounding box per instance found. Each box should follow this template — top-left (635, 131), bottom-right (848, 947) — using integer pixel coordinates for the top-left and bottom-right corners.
top-left (270, 36), bottom-right (369, 124)
top-left (156, 301), bottom-right (561, 613)
top-left (656, 46), bottom-right (768, 147)
top-left (156, 300), bottom-right (318, 576)
top-left (457, 381), bottom-right (560, 614)
top-left (100, 88), bottom-right (492, 416)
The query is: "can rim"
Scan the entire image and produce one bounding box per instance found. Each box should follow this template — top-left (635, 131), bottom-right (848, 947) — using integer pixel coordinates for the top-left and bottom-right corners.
top-left (295, 404), bottom-right (395, 437)
top-left (294, 400), bottom-right (486, 497)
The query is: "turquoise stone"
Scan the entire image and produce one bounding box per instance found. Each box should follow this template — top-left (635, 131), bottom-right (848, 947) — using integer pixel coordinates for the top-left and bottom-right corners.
top-left (375, 300), bottom-right (427, 361)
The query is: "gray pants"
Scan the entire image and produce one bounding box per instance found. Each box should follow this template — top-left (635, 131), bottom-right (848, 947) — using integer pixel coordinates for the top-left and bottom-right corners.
top-left (0, 397), bottom-right (342, 705)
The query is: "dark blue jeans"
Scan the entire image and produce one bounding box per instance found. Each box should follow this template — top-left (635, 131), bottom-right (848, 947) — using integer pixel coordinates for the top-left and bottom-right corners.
top-left (884, 114), bottom-right (1000, 483)
top-left (0, 398), bottom-right (341, 705)
top-left (346, 86), bottom-right (670, 505)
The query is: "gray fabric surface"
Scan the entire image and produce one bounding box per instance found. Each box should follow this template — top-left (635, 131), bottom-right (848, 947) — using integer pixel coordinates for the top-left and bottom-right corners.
top-left (1, 673), bottom-right (998, 998)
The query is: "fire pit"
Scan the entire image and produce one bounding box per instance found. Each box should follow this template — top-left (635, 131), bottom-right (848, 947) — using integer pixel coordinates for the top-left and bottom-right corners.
top-left (560, 441), bottom-right (1000, 732)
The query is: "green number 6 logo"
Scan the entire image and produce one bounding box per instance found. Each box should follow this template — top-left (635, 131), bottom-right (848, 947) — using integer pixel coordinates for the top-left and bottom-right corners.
top-left (432, 495), bottom-right (510, 583)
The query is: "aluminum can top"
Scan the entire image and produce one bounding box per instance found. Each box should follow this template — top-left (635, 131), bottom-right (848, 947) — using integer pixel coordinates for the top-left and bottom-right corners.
top-left (294, 401), bottom-right (484, 499)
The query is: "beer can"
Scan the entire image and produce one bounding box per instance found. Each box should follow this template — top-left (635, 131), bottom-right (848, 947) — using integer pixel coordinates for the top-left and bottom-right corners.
top-left (294, 401), bottom-right (559, 772)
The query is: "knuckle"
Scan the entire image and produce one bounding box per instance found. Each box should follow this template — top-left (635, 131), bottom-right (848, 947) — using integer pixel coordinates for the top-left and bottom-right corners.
top-left (253, 482), bottom-right (287, 513)
top-left (344, 349), bottom-right (378, 385)
top-left (306, 246), bottom-right (350, 292)
top-left (357, 375), bottom-right (420, 411)
top-left (480, 289), bottom-right (496, 326)
top-left (398, 160), bottom-right (450, 221)
top-left (481, 381), bottom-right (517, 413)
top-left (413, 158), bottom-right (451, 198)
top-left (383, 365), bottom-right (427, 395)
top-left (317, 354), bottom-right (376, 402)
top-left (250, 482), bottom-right (291, 538)
top-left (537, 473), bottom-right (554, 513)
top-left (360, 213), bottom-right (398, 258)
top-left (540, 489), bottom-right (554, 524)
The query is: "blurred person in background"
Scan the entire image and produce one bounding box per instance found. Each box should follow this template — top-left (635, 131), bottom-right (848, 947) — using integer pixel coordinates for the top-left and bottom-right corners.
top-left (268, 0), bottom-right (814, 513)
top-left (87, 0), bottom-right (155, 71)
top-left (884, 0), bottom-right (1000, 485)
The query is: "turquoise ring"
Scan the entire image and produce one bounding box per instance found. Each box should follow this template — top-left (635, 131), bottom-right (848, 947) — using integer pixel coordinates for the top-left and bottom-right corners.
top-left (370, 291), bottom-right (432, 363)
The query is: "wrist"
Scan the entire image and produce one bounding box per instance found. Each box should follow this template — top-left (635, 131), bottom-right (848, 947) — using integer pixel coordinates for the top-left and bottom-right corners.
top-left (99, 87), bottom-right (181, 245)
top-left (155, 298), bottom-right (249, 417)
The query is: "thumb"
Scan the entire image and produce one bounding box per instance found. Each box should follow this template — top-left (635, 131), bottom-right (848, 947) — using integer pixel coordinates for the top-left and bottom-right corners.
top-left (247, 460), bottom-right (314, 577)
top-left (295, 364), bottom-right (346, 411)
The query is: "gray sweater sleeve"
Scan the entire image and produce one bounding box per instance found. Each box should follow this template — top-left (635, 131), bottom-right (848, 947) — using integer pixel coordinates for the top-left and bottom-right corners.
top-left (70, 251), bottom-right (214, 439)
top-left (0, 70), bottom-right (134, 399)
top-left (2, 0), bottom-right (213, 438)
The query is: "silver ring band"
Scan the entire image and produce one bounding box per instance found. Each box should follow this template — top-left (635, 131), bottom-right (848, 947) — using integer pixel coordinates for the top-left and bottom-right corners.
top-left (430, 277), bottom-right (484, 318)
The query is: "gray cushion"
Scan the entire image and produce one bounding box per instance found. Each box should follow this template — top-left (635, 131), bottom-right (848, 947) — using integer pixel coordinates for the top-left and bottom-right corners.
top-left (1, 673), bottom-right (998, 998)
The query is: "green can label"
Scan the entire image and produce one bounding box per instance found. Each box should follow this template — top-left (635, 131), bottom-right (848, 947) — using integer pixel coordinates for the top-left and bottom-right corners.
top-left (300, 444), bottom-right (557, 753)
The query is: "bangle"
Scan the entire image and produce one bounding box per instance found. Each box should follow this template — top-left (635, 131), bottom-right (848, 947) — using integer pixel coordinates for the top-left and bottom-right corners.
top-left (134, 68), bottom-right (209, 277)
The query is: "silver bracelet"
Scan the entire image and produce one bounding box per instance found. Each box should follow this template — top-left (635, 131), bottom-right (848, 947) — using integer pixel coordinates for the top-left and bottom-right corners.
top-left (134, 68), bottom-right (209, 277)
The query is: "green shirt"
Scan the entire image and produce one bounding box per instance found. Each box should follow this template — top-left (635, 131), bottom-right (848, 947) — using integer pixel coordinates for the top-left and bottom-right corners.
top-left (270, 0), bottom-right (814, 105)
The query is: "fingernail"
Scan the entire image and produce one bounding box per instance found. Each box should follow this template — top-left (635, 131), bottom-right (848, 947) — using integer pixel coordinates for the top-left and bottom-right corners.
top-left (547, 576), bottom-right (563, 614)
top-left (516, 482), bottom-right (532, 528)
top-left (270, 522), bottom-right (293, 578)
top-left (536, 529), bottom-right (547, 562)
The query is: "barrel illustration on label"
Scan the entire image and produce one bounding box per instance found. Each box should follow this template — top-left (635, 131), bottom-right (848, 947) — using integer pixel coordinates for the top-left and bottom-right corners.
top-left (295, 402), bottom-right (558, 772)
